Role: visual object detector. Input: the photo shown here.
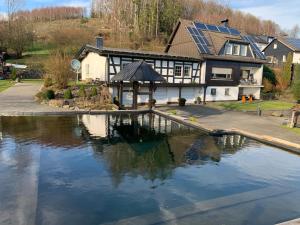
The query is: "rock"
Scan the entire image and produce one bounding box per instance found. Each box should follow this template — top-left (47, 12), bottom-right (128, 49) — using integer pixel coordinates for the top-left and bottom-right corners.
top-left (271, 112), bottom-right (284, 117)
top-left (48, 99), bottom-right (64, 108)
top-left (63, 105), bottom-right (70, 109)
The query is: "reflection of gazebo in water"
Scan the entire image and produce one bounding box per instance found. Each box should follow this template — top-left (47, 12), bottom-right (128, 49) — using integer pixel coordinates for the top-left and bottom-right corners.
top-left (111, 60), bottom-right (166, 109)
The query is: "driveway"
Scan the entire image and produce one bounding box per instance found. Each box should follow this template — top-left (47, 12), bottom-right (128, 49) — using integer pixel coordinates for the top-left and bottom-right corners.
top-left (156, 105), bottom-right (300, 148)
top-left (0, 83), bottom-right (70, 115)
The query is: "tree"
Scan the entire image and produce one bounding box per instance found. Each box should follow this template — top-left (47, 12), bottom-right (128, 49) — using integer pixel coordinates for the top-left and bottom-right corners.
top-left (292, 80), bottom-right (300, 101)
top-left (282, 53), bottom-right (293, 86)
top-left (289, 25), bottom-right (300, 38)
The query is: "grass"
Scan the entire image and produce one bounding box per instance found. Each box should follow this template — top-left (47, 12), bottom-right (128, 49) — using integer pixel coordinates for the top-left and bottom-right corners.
top-left (213, 100), bottom-right (295, 111)
top-left (0, 80), bottom-right (14, 92)
top-left (282, 126), bottom-right (300, 135)
top-left (168, 110), bottom-right (177, 115)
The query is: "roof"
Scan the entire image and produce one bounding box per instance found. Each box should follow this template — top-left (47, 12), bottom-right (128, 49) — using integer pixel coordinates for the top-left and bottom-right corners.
top-left (76, 45), bottom-right (201, 62)
top-left (247, 35), bottom-right (270, 45)
top-left (111, 60), bottom-right (166, 82)
top-left (165, 19), bottom-right (267, 62)
top-left (263, 37), bottom-right (300, 52)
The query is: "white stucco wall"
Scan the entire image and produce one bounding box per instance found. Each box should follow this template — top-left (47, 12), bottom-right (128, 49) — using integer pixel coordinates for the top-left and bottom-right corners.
top-left (81, 52), bottom-right (107, 81)
top-left (205, 86), bottom-right (239, 101)
top-left (293, 52), bottom-right (300, 64)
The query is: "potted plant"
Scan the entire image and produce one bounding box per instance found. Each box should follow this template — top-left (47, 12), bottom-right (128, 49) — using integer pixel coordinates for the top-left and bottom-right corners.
top-left (178, 98), bottom-right (186, 107)
top-left (196, 96), bottom-right (201, 104)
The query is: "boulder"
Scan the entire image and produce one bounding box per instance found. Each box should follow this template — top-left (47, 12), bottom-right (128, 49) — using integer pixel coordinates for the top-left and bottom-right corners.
top-left (271, 111), bottom-right (284, 117)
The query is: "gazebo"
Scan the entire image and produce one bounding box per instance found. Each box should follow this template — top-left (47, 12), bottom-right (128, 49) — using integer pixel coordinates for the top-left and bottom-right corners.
top-left (111, 60), bottom-right (166, 109)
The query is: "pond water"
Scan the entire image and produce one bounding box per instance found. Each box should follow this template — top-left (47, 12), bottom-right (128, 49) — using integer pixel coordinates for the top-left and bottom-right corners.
top-left (0, 114), bottom-right (300, 225)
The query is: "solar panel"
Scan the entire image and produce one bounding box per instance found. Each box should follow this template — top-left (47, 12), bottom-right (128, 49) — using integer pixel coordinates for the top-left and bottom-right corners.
top-left (206, 24), bottom-right (219, 32)
top-left (194, 22), bottom-right (207, 30)
top-left (228, 28), bottom-right (240, 36)
top-left (187, 27), bottom-right (211, 54)
top-left (193, 22), bottom-right (241, 36)
top-left (242, 35), bottom-right (266, 60)
top-left (218, 26), bottom-right (230, 34)
top-left (286, 38), bottom-right (300, 50)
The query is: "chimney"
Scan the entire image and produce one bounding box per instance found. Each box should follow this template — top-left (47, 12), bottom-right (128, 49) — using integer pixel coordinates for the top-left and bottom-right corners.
top-left (96, 36), bottom-right (103, 49)
top-left (221, 19), bottom-right (229, 27)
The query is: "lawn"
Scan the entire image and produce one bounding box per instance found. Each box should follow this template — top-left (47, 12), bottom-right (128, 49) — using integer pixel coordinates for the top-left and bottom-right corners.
top-left (0, 80), bottom-right (14, 92)
top-left (213, 100), bottom-right (295, 111)
top-left (282, 126), bottom-right (300, 135)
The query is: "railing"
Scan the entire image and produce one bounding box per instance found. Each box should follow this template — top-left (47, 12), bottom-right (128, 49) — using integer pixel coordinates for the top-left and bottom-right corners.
top-left (239, 79), bottom-right (258, 85)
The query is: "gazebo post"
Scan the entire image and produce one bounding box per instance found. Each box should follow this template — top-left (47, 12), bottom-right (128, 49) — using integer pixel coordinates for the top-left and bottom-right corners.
top-left (149, 82), bottom-right (153, 109)
top-left (132, 81), bottom-right (138, 110)
top-left (119, 81), bottom-right (123, 107)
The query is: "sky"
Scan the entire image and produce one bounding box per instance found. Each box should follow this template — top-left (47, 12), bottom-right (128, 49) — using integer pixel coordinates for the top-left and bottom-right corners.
top-left (0, 0), bottom-right (299, 30)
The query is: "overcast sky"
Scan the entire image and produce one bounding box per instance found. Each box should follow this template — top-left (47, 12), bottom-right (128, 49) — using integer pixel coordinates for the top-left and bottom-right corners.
top-left (0, 0), bottom-right (299, 29)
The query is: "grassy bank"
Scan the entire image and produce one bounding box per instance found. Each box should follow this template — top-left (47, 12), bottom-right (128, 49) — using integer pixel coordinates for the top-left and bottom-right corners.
top-left (282, 126), bottom-right (300, 135)
top-left (0, 80), bottom-right (14, 92)
top-left (210, 100), bottom-right (295, 111)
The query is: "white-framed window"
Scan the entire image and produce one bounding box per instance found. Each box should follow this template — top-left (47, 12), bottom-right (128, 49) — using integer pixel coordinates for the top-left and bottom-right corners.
top-left (240, 45), bottom-right (247, 56)
top-left (241, 70), bottom-right (250, 79)
top-left (274, 43), bottom-right (278, 49)
top-left (211, 88), bottom-right (217, 96)
top-left (85, 64), bottom-right (89, 76)
top-left (183, 65), bottom-right (192, 77)
top-left (225, 88), bottom-right (230, 96)
top-left (283, 55), bottom-right (287, 62)
top-left (174, 65), bottom-right (183, 77)
top-left (225, 43), bottom-right (233, 55)
top-left (233, 44), bottom-right (240, 55)
top-left (212, 67), bottom-right (232, 80)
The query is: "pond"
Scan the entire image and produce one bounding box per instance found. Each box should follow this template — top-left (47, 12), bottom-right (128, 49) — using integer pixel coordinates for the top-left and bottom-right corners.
top-left (0, 114), bottom-right (300, 225)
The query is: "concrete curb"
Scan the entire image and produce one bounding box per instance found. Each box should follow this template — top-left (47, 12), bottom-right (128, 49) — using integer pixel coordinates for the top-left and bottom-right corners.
top-left (152, 109), bottom-right (300, 155)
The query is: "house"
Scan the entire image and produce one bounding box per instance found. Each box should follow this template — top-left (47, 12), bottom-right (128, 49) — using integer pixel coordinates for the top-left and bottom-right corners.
top-left (76, 19), bottom-right (266, 105)
top-left (246, 35), bottom-right (274, 51)
top-left (263, 37), bottom-right (300, 65)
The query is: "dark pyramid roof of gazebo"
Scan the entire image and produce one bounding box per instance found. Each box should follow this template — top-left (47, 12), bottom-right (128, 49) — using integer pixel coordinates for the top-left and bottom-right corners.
top-left (111, 60), bottom-right (166, 82)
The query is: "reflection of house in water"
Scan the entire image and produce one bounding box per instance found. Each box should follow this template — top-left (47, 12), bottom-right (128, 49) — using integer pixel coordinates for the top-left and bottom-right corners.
top-left (81, 114), bottom-right (248, 186)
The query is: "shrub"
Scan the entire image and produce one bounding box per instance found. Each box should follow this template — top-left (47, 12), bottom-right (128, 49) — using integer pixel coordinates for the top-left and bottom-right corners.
top-left (78, 85), bottom-right (86, 98)
top-left (263, 65), bottom-right (277, 85)
top-left (44, 90), bottom-right (55, 100)
top-left (113, 96), bottom-right (120, 106)
top-left (178, 98), bottom-right (186, 107)
top-left (91, 86), bottom-right (98, 96)
top-left (44, 50), bottom-right (74, 89)
top-left (292, 80), bottom-right (300, 101)
top-left (64, 89), bottom-right (73, 99)
top-left (10, 68), bottom-right (17, 81)
top-left (44, 77), bottom-right (53, 87)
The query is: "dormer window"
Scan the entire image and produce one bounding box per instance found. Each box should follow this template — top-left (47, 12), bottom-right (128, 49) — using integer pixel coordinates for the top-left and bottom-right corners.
top-left (225, 42), bottom-right (248, 57)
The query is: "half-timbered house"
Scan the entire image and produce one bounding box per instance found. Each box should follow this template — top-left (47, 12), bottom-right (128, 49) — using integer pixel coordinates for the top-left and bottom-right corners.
top-left (76, 19), bottom-right (266, 105)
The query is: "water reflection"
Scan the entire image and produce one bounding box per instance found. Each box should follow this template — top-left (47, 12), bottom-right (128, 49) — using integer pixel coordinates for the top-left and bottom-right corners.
top-left (80, 114), bottom-right (247, 184)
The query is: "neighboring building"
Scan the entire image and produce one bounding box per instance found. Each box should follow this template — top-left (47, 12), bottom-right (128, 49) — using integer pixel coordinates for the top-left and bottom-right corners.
top-left (76, 19), bottom-right (266, 105)
top-left (246, 35), bottom-right (274, 51)
top-left (263, 37), bottom-right (300, 65)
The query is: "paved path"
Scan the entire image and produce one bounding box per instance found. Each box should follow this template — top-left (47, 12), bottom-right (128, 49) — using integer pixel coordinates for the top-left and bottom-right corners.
top-left (156, 105), bottom-right (300, 152)
top-left (0, 83), bottom-right (71, 115)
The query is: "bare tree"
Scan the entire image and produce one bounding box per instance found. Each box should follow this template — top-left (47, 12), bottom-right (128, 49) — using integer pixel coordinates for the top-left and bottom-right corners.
top-left (289, 25), bottom-right (300, 38)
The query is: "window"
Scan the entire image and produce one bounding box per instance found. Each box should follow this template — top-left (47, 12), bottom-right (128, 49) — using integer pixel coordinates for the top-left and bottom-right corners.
top-left (174, 65), bottom-right (183, 77)
top-left (241, 70), bottom-right (250, 79)
top-left (183, 66), bottom-right (192, 77)
top-left (212, 67), bottom-right (232, 80)
top-left (240, 45), bottom-right (247, 56)
top-left (225, 88), bottom-right (230, 96)
top-left (211, 88), bottom-right (217, 96)
top-left (233, 44), bottom-right (240, 55)
top-left (283, 55), bottom-right (286, 62)
top-left (225, 43), bottom-right (233, 55)
top-left (274, 43), bottom-right (277, 49)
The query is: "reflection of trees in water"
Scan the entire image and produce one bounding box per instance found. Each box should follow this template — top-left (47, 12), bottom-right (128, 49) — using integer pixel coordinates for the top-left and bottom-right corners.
top-left (0, 116), bottom-right (84, 148)
top-left (81, 114), bottom-right (249, 186)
